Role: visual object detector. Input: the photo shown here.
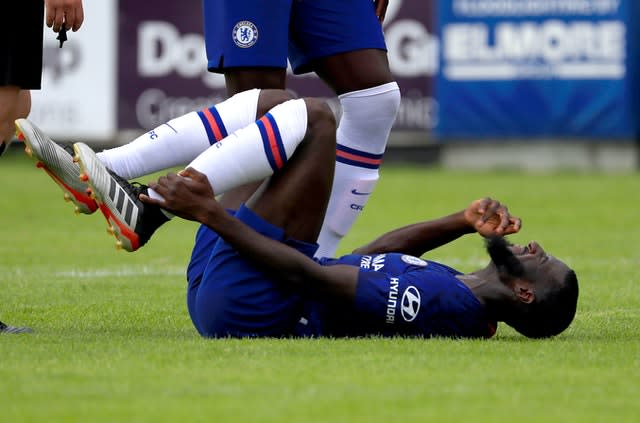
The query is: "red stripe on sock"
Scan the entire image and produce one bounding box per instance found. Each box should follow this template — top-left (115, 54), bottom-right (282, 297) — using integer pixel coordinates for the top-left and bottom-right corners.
top-left (203, 109), bottom-right (224, 141)
top-left (259, 116), bottom-right (284, 169)
top-left (336, 149), bottom-right (383, 166)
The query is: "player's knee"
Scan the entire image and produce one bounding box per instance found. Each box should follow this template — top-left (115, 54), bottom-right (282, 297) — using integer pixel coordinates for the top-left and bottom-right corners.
top-left (0, 86), bottom-right (21, 117)
top-left (0, 112), bottom-right (15, 143)
top-left (15, 91), bottom-right (32, 119)
top-left (366, 83), bottom-right (401, 120)
top-left (0, 87), bottom-right (24, 140)
top-left (257, 89), bottom-right (297, 116)
top-left (300, 98), bottom-right (337, 167)
top-left (305, 98), bottom-right (337, 135)
top-left (387, 85), bottom-right (402, 115)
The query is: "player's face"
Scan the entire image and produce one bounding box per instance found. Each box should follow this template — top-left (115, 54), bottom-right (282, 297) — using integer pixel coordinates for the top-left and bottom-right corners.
top-left (509, 241), bottom-right (571, 289)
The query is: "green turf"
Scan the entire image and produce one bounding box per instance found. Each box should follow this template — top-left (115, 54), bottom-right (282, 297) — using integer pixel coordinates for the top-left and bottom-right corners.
top-left (1, 148), bottom-right (638, 422)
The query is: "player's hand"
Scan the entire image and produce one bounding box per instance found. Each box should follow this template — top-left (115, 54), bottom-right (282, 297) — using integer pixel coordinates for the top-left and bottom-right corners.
top-left (45, 0), bottom-right (85, 32)
top-left (463, 197), bottom-right (521, 237)
top-left (140, 167), bottom-right (221, 223)
top-left (374, 0), bottom-right (390, 22)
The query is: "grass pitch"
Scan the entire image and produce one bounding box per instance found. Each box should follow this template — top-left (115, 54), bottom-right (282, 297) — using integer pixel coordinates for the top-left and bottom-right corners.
top-left (1, 148), bottom-right (638, 422)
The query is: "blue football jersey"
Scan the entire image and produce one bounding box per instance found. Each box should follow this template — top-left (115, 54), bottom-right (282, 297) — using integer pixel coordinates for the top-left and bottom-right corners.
top-left (310, 253), bottom-right (497, 339)
top-left (187, 209), bottom-right (496, 339)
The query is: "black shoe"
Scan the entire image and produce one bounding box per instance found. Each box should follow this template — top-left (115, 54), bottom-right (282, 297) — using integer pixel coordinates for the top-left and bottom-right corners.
top-left (74, 142), bottom-right (170, 252)
top-left (0, 320), bottom-right (33, 334)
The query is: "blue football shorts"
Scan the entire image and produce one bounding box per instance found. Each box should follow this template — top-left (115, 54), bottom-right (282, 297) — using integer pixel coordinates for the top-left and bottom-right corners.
top-left (186, 205), bottom-right (319, 337)
top-left (202, 0), bottom-right (387, 74)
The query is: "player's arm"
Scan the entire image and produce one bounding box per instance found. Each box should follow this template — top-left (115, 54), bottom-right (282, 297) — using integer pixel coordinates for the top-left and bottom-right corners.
top-left (201, 204), bottom-right (359, 300)
top-left (353, 198), bottom-right (521, 256)
top-left (142, 169), bottom-right (360, 300)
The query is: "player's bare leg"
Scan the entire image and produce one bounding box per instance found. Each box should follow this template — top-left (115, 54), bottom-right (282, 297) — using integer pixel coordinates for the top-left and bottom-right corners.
top-left (0, 87), bottom-right (28, 156)
top-left (246, 97), bottom-right (337, 243)
top-left (224, 67), bottom-right (287, 96)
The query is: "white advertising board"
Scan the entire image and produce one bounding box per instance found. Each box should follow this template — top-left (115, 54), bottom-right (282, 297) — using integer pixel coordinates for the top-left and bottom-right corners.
top-left (30, 0), bottom-right (117, 142)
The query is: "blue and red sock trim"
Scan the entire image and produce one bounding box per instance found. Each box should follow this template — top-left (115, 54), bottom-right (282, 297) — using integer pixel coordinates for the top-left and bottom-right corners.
top-left (256, 113), bottom-right (287, 172)
top-left (197, 106), bottom-right (228, 145)
top-left (335, 144), bottom-right (383, 169)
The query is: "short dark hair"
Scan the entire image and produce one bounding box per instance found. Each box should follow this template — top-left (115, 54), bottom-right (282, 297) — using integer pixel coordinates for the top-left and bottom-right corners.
top-left (510, 270), bottom-right (579, 339)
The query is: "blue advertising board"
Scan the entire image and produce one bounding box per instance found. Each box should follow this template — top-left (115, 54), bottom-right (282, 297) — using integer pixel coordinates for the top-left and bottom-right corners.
top-left (436, 0), bottom-right (639, 140)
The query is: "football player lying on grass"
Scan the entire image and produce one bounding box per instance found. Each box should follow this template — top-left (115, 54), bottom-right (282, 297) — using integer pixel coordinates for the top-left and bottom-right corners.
top-left (17, 90), bottom-right (578, 339)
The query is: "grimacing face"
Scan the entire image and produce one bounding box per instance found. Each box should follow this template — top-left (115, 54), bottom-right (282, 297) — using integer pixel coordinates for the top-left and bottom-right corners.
top-left (508, 241), bottom-right (572, 292)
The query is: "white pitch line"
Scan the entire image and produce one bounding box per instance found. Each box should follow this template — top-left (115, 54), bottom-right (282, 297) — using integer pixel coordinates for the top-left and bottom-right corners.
top-left (55, 267), bottom-right (186, 278)
top-left (0, 266), bottom-right (185, 279)
top-left (1, 255), bottom-right (637, 280)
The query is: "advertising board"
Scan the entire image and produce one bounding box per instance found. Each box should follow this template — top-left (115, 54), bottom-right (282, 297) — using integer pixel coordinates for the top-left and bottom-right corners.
top-left (436, 0), bottom-right (638, 139)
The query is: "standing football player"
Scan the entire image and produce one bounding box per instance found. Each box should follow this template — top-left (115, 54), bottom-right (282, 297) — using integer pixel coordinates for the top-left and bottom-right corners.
top-left (1, 0), bottom-right (84, 333)
top-left (1, 0), bottom-right (84, 156)
top-left (201, 0), bottom-right (401, 257)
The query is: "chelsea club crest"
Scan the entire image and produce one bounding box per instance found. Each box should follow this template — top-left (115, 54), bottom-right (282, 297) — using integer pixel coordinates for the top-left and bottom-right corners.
top-left (401, 255), bottom-right (427, 267)
top-left (232, 21), bottom-right (258, 48)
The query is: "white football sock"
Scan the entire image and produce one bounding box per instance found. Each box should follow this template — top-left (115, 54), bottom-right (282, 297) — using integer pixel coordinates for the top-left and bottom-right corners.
top-left (148, 98), bottom-right (308, 202)
top-left (315, 82), bottom-right (401, 258)
top-left (97, 89), bottom-right (261, 179)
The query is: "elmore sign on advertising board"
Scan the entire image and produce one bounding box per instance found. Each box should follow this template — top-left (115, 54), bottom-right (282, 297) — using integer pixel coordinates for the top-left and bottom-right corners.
top-left (435, 0), bottom-right (639, 139)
